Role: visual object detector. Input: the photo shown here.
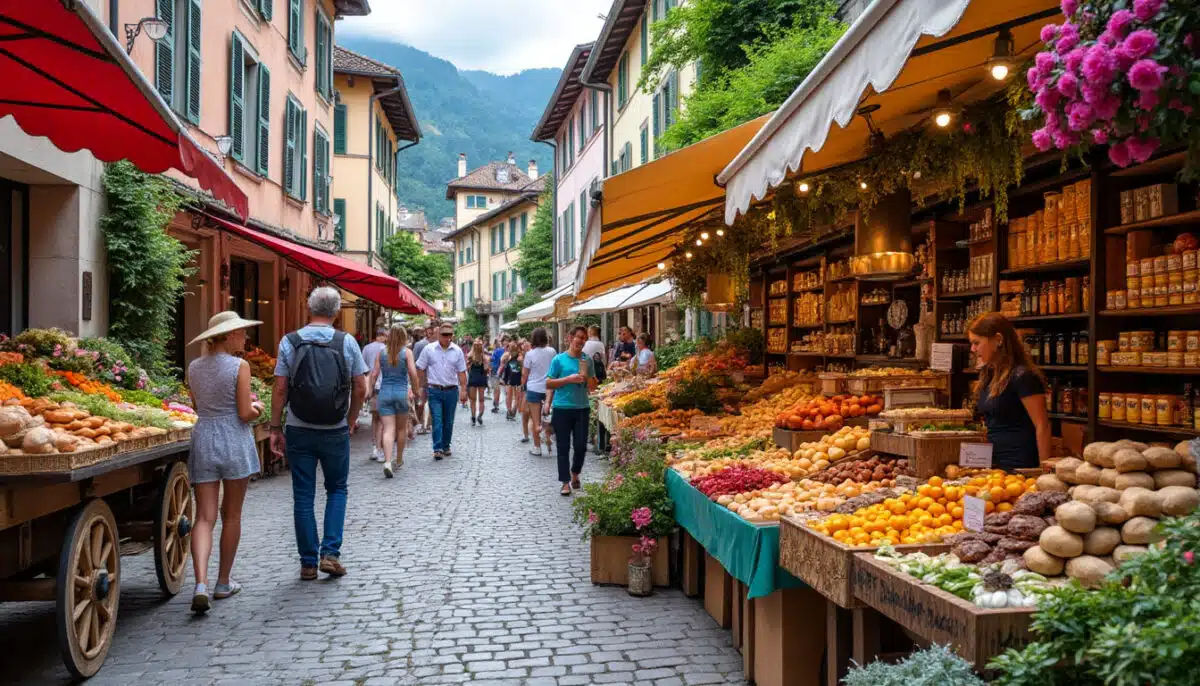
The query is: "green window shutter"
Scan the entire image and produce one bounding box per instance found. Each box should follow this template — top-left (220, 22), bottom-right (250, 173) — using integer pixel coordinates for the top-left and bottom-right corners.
top-left (333, 198), bottom-right (346, 249)
top-left (185, 0), bottom-right (202, 123)
top-left (568, 125), bottom-right (575, 166)
top-left (580, 189), bottom-right (587, 230)
top-left (333, 103), bottom-right (347, 154)
top-left (283, 99), bottom-right (296, 193)
top-left (509, 217), bottom-right (516, 247)
top-left (256, 64), bottom-right (270, 176)
top-left (611, 160), bottom-right (618, 176)
top-left (259, 0), bottom-right (272, 21)
top-left (668, 71), bottom-right (680, 126)
top-left (617, 54), bottom-right (628, 108)
top-left (591, 90), bottom-right (599, 132)
top-left (521, 212), bottom-right (528, 238)
top-left (154, 0), bottom-right (174, 104)
top-left (578, 109), bottom-right (586, 151)
top-left (640, 126), bottom-right (648, 165)
top-left (298, 107), bottom-right (308, 200)
top-left (640, 17), bottom-right (648, 66)
top-left (490, 227), bottom-right (496, 255)
top-left (652, 93), bottom-right (661, 158)
top-left (288, 0), bottom-right (303, 62)
top-left (651, 0), bottom-right (658, 22)
top-left (314, 15), bottom-right (326, 96)
top-left (229, 33), bottom-right (245, 161)
top-left (312, 128), bottom-right (324, 212)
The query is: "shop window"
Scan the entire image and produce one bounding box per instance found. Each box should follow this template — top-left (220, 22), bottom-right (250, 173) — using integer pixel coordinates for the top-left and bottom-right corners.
top-left (154, 0), bottom-right (201, 124)
top-left (283, 95), bottom-right (308, 199)
top-left (229, 258), bottom-right (260, 346)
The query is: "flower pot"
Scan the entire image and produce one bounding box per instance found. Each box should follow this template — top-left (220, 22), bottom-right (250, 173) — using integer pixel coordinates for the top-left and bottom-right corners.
top-left (627, 561), bottom-right (653, 597)
top-left (590, 535), bottom-right (670, 586)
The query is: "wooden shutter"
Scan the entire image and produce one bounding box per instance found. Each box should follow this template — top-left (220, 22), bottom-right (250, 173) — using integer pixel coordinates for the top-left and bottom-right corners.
top-left (580, 190), bottom-right (587, 230)
top-left (640, 16), bottom-right (648, 66)
top-left (591, 90), bottom-right (599, 132)
top-left (298, 107), bottom-right (308, 200)
top-left (509, 218), bottom-right (516, 247)
top-left (288, 0), bottom-right (302, 61)
top-left (259, 0), bottom-right (272, 20)
top-left (229, 34), bottom-right (245, 161)
top-left (314, 15), bottom-right (326, 96)
top-left (333, 104), bottom-right (347, 154)
top-left (490, 227), bottom-right (496, 255)
top-left (185, 0), bottom-right (202, 123)
top-left (312, 128), bottom-right (325, 212)
top-left (521, 212), bottom-right (528, 238)
top-left (154, 0), bottom-right (174, 104)
top-left (256, 64), bottom-right (270, 176)
top-left (283, 99), bottom-right (296, 194)
top-left (652, 93), bottom-right (661, 157)
top-left (333, 198), bottom-right (346, 249)
top-left (668, 71), bottom-right (680, 127)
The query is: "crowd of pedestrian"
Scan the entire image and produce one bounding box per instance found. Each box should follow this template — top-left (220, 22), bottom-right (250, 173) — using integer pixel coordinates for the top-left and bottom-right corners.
top-left (183, 285), bottom-right (656, 614)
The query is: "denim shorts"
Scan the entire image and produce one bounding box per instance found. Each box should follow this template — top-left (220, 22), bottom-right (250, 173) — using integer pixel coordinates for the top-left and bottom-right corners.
top-left (525, 390), bottom-right (546, 404)
top-left (377, 386), bottom-right (410, 416)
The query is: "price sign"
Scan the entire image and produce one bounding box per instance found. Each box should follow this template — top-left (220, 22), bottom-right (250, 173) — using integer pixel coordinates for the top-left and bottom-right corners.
top-left (959, 442), bottom-right (994, 469)
top-left (930, 343), bottom-right (955, 372)
top-left (963, 495), bottom-right (987, 532)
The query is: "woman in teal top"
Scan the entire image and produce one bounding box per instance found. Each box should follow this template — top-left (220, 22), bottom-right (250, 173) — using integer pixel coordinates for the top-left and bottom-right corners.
top-left (546, 326), bottom-right (599, 496)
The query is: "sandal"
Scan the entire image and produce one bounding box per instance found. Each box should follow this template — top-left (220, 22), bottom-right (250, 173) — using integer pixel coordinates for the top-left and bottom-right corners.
top-left (191, 584), bottom-right (211, 614)
top-left (213, 580), bottom-right (242, 599)
top-left (560, 483), bottom-right (572, 496)
top-left (571, 474), bottom-right (582, 490)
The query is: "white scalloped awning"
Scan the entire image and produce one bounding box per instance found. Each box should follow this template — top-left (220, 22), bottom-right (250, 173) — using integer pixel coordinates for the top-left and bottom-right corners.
top-left (568, 284), bottom-right (647, 315)
top-left (718, 0), bottom-right (1060, 224)
top-left (516, 283), bottom-right (574, 322)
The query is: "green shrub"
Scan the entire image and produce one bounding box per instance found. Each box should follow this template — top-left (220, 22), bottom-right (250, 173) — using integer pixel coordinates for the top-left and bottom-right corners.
top-left (656, 339), bottom-right (697, 371)
top-left (78, 337), bottom-right (145, 390)
top-left (843, 645), bottom-right (983, 686)
top-left (571, 471), bottom-right (674, 539)
top-left (621, 397), bottom-right (657, 417)
top-left (6, 328), bottom-right (73, 358)
top-left (667, 375), bottom-right (720, 413)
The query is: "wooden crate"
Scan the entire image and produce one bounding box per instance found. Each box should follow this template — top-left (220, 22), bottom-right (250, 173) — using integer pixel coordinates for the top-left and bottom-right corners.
top-left (883, 386), bottom-right (937, 409)
top-left (589, 536), bottom-right (669, 587)
top-left (846, 373), bottom-right (949, 397)
top-left (703, 552), bottom-right (733, 628)
top-left (752, 586), bottom-right (827, 686)
top-left (870, 431), bottom-right (988, 478)
top-left (851, 553), bottom-right (1034, 668)
top-left (779, 518), bottom-right (949, 609)
top-left (773, 417), bottom-right (871, 452)
top-left (818, 374), bottom-right (845, 397)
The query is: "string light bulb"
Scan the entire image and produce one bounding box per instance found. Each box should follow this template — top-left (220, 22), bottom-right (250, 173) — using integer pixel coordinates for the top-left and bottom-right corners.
top-left (695, 238), bottom-right (703, 247)
top-left (859, 180), bottom-right (869, 190)
top-left (685, 251), bottom-right (694, 259)
top-left (700, 231), bottom-right (710, 240)
top-left (715, 228), bottom-right (725, 237)
top-left (657, 262), bottom-right (666, 270)
top-left (932, 88), bottom-right (955, 128)
top-left (797, 182), bottom-right (810, 194)
top-left (987, 29), bottom-right (1014, 82)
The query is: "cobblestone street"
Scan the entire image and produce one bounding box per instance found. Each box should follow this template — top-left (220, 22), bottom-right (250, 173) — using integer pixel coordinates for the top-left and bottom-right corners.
top-left (0, 403), bottom-right (746, 686)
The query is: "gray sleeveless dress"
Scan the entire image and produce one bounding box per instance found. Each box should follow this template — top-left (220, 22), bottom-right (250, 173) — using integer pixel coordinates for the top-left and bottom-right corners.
top-left (187, 353), bottom-right (260, 483)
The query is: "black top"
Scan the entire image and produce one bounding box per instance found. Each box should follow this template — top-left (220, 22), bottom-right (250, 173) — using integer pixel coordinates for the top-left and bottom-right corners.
top-left (615, 341), bottom-right (636, 361)
top-left (977, 365), bottom-right (1045, 470)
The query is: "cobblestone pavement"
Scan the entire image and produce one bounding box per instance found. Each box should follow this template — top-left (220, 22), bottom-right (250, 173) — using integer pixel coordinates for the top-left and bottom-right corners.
top-left (0, 398), bottom-right (747, 686)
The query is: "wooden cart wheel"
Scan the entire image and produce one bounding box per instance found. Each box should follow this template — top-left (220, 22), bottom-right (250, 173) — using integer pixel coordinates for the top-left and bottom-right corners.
top-left (56, 498), bottom-right (120, 679)
top-left (154, 461), bottom-right (193, 596)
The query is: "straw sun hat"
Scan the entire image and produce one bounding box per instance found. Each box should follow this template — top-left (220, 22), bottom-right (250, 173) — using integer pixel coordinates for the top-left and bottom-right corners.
top-left (189, 310), bottom-right (263, 346)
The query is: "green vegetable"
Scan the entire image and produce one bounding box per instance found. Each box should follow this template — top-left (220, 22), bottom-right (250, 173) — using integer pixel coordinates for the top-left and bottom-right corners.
top-left (119, 389), bottom-right (164, 408)
top-left (49, 390), bottom-right (172, 429)
top-left (0, 362), bottom-right (58, 397)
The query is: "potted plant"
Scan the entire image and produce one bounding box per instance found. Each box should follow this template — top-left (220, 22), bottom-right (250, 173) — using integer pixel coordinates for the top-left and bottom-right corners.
top-left (628, 527), bottom-right (657, 597)
top-left (573, 470), bottom-right (674, 586)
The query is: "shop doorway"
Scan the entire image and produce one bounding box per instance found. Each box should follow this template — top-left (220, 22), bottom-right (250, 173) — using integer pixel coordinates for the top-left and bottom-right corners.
top-left (0, 179), bottom-right (28, 336)
top-left (228, 257), bottom-right (260, 347)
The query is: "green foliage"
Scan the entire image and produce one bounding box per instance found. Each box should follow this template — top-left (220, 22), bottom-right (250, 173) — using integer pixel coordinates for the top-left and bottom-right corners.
top-left (988, 511), bottom-right (1200, 686)
top-left (571, 470), bottom-right (674, 539)
top-left (7, 328), bottom-right (73, 358)
top-left (725, 326), bottom-right (764, 365)
top-left (0, 363), bottom-right (58, 397)
top-left (515, 187), bottom-right (555, 293)
top-left (843, 644), bottom-right (984, 686)
top-left (378, 230), bottom-right (454, 301)
top-left (455, 307), bottom-right (488, 338)
top-left (119, 389), bottom-right (165, 407)
top-left (100, 161), bottom-right (194, 377)
top-left (667, 375), bottom-right (720, 413)
top-left (503, 289), bottom-right (543, 320)
top-left (78, 337), bottom-right (145, 390)
top-left (659, 11), bottom-right (845, 151)
top-left (621, 397), bottom-right (657, 417)
top-left (250, 377), bottom-right (272, 425)
top-left (48, 390), bottom-right (172, 429)
top-left (655, 339), bottom-right (697, 371)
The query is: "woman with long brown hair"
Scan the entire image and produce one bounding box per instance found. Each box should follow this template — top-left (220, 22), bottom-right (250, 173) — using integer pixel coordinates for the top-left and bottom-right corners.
top-left (368, 326), bottom-right (418, 479)
top-left (967, 313), bottom-right (1051, 470)
top-left (466, 339), bottom-right (489, 425)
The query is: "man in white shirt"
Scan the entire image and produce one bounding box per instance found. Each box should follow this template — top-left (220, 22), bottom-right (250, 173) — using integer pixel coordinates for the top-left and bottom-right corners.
top-left (360, 329), bottom-right (388, 462)
top-left (412, 324), bottom-right (437, 434)
top-left (415, 323), bottom-right (467, 460)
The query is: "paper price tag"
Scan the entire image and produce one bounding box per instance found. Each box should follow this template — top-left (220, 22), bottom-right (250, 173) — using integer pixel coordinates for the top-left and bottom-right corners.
top-left (959, 442), bottom-right (994, 469)
top-left (930, 343), bottom-right (955, 372)
top-left (963, 495), bottom-right (987, 532)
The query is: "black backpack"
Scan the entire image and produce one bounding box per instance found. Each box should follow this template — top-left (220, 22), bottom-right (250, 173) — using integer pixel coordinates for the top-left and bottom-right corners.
top-left (286, 331), bottom-right (350, 425)
top-left (591, 352), bottom-right (607, 383)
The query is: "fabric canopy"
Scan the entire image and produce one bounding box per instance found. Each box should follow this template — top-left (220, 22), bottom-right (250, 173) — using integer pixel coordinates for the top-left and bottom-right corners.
top-left (568, 284), bottom-right (647, 315)
top-left (516, 283), bottom-right (574, 322)
top-left (718, 0), bottom-right (1060, 223)
top-left (203, 212), bottom-right (437, 315)
top-left (574, 115), bottom-right (770, 300)
top-left (499, 320), bottom-right (520, 331)
top-left (0, 0), bottom-right (249, 219)
top-left (619, 280), bottom-right (674, 308)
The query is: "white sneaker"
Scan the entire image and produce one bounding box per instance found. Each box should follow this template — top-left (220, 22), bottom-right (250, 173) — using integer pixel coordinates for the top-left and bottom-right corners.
top-left (529, 448), bottom-right (543, 457)
top-left (371, 446), bottom-right (382, 460)
top-left (383, 462), bottom-right (394, 478)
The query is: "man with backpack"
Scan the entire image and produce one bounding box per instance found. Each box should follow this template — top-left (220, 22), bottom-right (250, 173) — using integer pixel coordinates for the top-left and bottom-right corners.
top-left (270, 286), bottom-right (368, 580)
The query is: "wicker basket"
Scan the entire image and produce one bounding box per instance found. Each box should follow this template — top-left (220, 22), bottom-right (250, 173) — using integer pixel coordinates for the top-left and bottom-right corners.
top-left (0, 443), bottom-right (119, 475)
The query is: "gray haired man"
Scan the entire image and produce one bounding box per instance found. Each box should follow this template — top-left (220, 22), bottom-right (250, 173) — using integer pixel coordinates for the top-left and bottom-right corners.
top-left (270, 286), bottom-right (368, 580)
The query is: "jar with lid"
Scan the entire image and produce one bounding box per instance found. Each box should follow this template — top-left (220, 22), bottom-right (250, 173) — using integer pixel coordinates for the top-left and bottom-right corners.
top-left (1076, 386), bottom-right (1089, 417)
top-left (1028, 334), bottom-right (1042, 364)
top-left (1043, 334), bottom-right (1054, 365)
top-left (1060, 383), bottom-right (1074, 415)
top-left (1076, 331), bottom-right (1089, 365)
top-left (1055, 333), bottom-right (1067, 365)
top-left (1081, 276), bottom-right (1090, 309)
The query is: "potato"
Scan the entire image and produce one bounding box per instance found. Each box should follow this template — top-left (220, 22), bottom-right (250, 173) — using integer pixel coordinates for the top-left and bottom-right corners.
top-left (1143, 446), bottom-right (1182, 470)
top-left (1093, 501), bottom-right (1131, 525)
top-left (1121, 516), bottom-right (1162, 545)
top-left (1153, 470), bottom-right (1197, 489)
top-left (856, 437), bottom-right (870, 451)
top-left (1114, 471), bottom-right (1155, 491)
top-left (1056, 457), bottom-right (1083, 484)
top-left (1056, 501), bottom-right (1097, 534)
top-left (1036, 473), bottom-right (1068, 493)
top-left (1023, 545), bottom-right (1065, 576)
top-left (1115, 439), bottom-right (1149, 452)
top-left (1113, 448), bottom-right (1148, 473)
top-left (0, 406), bottom-right (32, 438)
top-left (1039, 525), bottom-right (1084, 558)
top-left (1083, 442), bottom-right (1112, 464)
top-left (1118, 487), bottom-right (1162, 518)
top-left (1112, 545), bottom-right (1148, 564)
top-left (1066, 555), bottom-right (1113, 588)
top-left (1074, 486), bottom-right (1120, 505)
top-left (1158, 486), bottom-right (1200, 516)
top-left (1099, 468), bottom-right (1119, 488)
top-left (1082, 527), bottom-right (1121, 556)
top-left (1073, 462), bottom-right (1102, 485)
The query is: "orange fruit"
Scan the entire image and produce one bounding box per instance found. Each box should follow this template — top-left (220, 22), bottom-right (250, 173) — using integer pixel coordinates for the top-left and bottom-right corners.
top-left (927, 476), bottom-right (943, 487)
top-left (928, 486), bottom-right (944, 499)
top-left (984, 501), bottom-right (996, 513)
top-left (950, 505), bottom-right (964, 519)
top-left (928, 502), bottom-right (946, 517)
top-left (1005, 482), bottom-right (1024, 498)
top-left (997, 502), bottom-right (1014, 513)
top-left (918, 496), bottom-right (935, 510)
top-left (989, 486), bottom-right (1006, 501)
top-left (938, 513), bottom-right (954, 527)
top-left (917, 485), bottom-right (931, 497)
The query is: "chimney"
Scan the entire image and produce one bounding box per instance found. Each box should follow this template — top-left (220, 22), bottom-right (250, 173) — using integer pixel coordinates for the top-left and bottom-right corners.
top-left (457, 153), bottom-right (467, 178)
top-left (506, 151), bottom-right (516, 165)
top-left (527, 159), bottom-right (538, 180)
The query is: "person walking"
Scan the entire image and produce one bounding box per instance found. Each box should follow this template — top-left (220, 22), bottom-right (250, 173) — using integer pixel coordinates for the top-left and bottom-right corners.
top-left (582, 325), bottom-right (605, 362)
top-left (521, 328), bottom-right (556, 456)
top-left (367, 326), bottom-right (418, 479)
top-left (501, 342), bottom-right (522, 421)
top-left (412, 324), bottom-right (437, 434)
top-left (185, 311), bottom-right (264, 613)
top-left (546, 326), bottom-right (598, 496)
top-left (466, 340), bottom-right (489, 426)
top-left (360, 328), bottom-right (387, 462)
top-left (270, 287), bottom-right (368, 580)
top-left (489, 336), bottom-right (507, 413)
top-left (415, 323), bottom-right (467, 459)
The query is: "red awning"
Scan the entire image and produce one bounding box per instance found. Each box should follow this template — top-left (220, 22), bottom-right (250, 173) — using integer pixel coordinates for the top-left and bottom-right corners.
top-left (203, 212), bottom-right (437, 315)
top-left (0, 0), bottom-right (249, 220)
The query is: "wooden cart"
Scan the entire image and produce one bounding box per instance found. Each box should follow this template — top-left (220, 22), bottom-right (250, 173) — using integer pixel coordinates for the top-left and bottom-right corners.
top-left (0, 440), bottom-right (194, 679)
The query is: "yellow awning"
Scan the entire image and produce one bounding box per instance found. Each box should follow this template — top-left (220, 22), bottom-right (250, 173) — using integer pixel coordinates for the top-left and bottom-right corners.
top-left (574, 115), bottom-right (770, 300)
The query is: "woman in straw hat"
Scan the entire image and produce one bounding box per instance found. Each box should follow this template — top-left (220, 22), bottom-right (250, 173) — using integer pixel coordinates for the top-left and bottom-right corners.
top-left (185, 311), bottom-right (265, 614)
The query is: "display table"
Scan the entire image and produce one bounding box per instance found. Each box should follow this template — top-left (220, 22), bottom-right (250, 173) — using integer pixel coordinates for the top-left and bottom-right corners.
top-left (595, 403), bottom-right (623, 453)
top-left (665, 469), bottom-right (803, 599)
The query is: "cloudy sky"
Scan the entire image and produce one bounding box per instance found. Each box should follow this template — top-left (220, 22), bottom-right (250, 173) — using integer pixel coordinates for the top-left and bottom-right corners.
top-left (339, 0), bottom-right (614, 74)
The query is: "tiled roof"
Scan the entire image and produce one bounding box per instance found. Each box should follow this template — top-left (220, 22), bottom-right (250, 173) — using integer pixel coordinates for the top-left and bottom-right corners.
top-left (445, 161), bottom-right (538, 199)
top-left (333, 45), bottom-right (399, 76)
top-left (333, 0), bottom-right (370, 17)
top-left (531, 43), bottom-right (593, 142)
top-left (334, 46), bottom-right (420, 142)
top-left (442, 191), bottom-right (543, 240)
top-left (581, 0), bottom-right (647, 85)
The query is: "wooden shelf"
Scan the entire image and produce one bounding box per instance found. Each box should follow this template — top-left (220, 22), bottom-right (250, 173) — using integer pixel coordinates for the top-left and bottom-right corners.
top-left (828, 275), bottom-right (857, 283)
top-left (938, 288), bottom-right (992, 299)
top-left (1000, 256), bottom-right (1090, 276)
top-left (955, 236), bottom-right (996, 248)
top-left (1099, 365), bottom-right (1200, 375)
top-left (793, 322), bottom-right (824, 330)
top-left (793, 286), bottom-right (825, 293)
top-left (768, 294), bottom-right (788, 300)
top-left (893, 277), bottom-right (933, 288)
top-left (1099, 304), bottom-right (1200, 317)
top-left (1107, 150), bottom-right (1187, 178)
top-left (1041, 365), bottom-right (1088, 372)
top-left (856, 355), bottom-right (924, 365)
top-left (1008, 312), bottom-right (1089, 323)
top-left (1008, 166), bottom-right (1092, 199)
top-left (940, 334), bottom-right (968, 341)
top-left (1096, 420), bottom-right (1200, 439)
top-left (827, 318), bottom-right (857, 325)
top-left (789, 351), bottom-right (856, 359)
top-left (1049, 413), bottom-right (1087, 423)
top-left (1103, 208), bottom-right (1200, 236)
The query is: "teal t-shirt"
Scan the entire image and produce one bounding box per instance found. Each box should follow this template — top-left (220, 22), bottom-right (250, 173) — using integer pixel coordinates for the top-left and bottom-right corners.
top-left (547, 351), bottom-right (594, 410)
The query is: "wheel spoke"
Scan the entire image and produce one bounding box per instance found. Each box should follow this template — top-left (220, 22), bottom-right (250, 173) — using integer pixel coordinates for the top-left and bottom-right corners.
top-left (85, 605), bottom-right (101, 658)
top-left (96, 599), bottom-right (112, 622)
top-left (89, 522), bottom-right (103, 570)
top-left (76, 604), bottom-right (92, 651)
top-left (73, 598), bottom-right (91, 622)
top-left (164, 534), bottom-right (175, 555)
top-left (74, 574), bottom-right (91, 590)
top-left (98, 541), bottom-right (113, 570)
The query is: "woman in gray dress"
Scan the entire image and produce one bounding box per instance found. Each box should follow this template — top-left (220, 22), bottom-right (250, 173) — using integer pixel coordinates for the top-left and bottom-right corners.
top-left (186, 311), bottom-right (264, 614)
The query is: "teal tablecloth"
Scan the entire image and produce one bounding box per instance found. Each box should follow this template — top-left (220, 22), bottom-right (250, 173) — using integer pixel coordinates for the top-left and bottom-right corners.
top-left (666, 469), bottom-right (804, 599)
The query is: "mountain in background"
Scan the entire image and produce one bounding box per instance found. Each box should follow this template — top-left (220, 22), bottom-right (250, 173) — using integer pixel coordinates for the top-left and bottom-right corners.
top-left (338, 36), bottom-right (560, 225)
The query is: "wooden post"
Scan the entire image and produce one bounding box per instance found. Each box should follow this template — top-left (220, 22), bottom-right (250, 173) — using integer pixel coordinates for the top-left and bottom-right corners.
top-left (703, 553), bottom-right (732, 628)
top-left (825, 601), bottom-right (854, 686)
top-left (742, 589), bottom-right (756, 683)
top-left (753, 586), bottom-right (826, 686)
top-left (852, 606), bottom-right (883, 666)
top-left (682, 530), bottom-right (702, 597)
top-left (731, 580), bottom-right (744, 652)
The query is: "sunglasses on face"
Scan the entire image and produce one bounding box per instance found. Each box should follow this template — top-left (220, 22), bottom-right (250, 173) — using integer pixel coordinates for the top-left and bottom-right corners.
top-left (440, 333), bottom-right (452, 337)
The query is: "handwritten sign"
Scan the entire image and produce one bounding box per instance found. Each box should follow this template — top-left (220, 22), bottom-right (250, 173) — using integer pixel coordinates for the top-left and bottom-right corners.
top-left (930, 343), bottom-right (955, 372)
top-left (959, 442), bottom-right (993, 469)
top-left (963, 495), bottom-right (987, 532)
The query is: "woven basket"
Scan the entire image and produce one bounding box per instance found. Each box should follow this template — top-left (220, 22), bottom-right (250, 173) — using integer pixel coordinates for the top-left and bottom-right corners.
top-left (0, 443), bottom-right (118, 475)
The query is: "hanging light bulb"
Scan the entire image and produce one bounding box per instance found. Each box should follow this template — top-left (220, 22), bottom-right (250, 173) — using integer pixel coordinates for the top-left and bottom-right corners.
top-left (715, 228), bottom-right (725, 237)
top-left (859, 180), bottom-right (869, 190)
top-left (695, 238), bottom-right (703, 247)
top-left (700, 231), bottom-right (710, 240)
top-left (657, 262), bottom-right (666, 270)
top-left (932, 88), bottom-right (955, 128)
top-left (987, 29), bottom-right (1014, 82)
top-left (685, 251), bottom-right (694, 259)
top-left (797, 181), bottom-right (810, 194)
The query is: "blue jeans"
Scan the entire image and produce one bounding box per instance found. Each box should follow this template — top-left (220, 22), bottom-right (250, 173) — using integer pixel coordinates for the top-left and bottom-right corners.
top-left (287, 426), bottom-right (349, 567)
top-left (428, 386), bottom-right (459, 452)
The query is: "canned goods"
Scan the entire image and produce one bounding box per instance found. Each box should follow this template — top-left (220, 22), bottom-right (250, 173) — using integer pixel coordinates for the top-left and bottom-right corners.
top-left (1169, 331), bottom-right (1185, 351)
top-left (1141, 258), bottom-right (1155, 276)
top-left (1117, 333), bottom-right (1131, 352)
top-left (1142, 396), bottom-right (1157, 425)
top-left (1168, 253), bottom-right (1183, 272)
top-left (1127, 394), bottom-right (1142, 423)
top-left (1168, 351), bottom-right (1184, 368)
top-left (1184, 250), bottom-right (1198, 270)
top-left (1186, 351), bottom-right (1200, 368)
top-left (1114, 290), bottom-right (1128, 309)
top-left (1098, 392), bottom-right (1112, 419)
top-left (1112, 394), bottom-right (1127, 421)
top-left (1127, 261), bottom-right (1141, 277)
top-left (1188, 331), bottom-right (1200, 352)
top-left (1157, 395), bottom-right (1175, 426)
top-left (1154, 255), bottom-right (1168, 274)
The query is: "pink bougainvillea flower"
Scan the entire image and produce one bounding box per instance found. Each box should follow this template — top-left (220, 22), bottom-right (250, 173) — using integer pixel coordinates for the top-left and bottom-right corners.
top-left (1091, 128), bottom-right (1110, 145)
top-left (1031, 128), bottom-right (1054, 151)
top-left (1026, 66), bottom-right (1042, 91)
top-left (1065, 46), bottom-right (1087, 72)
top-left (1056, 23), bottom-right (1080, 54)
top-left (1035, 86), bottom-right (1062, 111)
top-left (1186, 551), bottom-right (1195, 565)
top-left (1127, 137), bottom-right (1160, 163)
top-left (1052, 129), bottom-right (1079, 149)
top-left (631, 506), bottom-right (653, 529)
top-left (1060, 0), bottom-right (1078, 17)
top-left (1133, 0), bottom-right (1164, 22)
top-left (1094, 94), bottom-right (1121, 121)
top-left (587, 511), bottom-right (599, 525)
top-left (1120, 29), bottom-right (1159, 61)
top-left (1040, 23), bottom-right (1059, 43)
top-left (1035, 50), bottom-right (1057, 76)
top-left (1136, 89), bottom-right (1161, 110)
top-left (1082, 45), bottom-right (1116, 84)
top-left (1057, 72), bottom-right (1079, 97)
top-left (1066, 101), bottom-right (1095, 131)
top-left (1107, 9), bottom-right (1134, 39)
top-left (1108, 140), bottom-right (1132, 167)
top-left (1128, 58), bottom-right (1167, 91)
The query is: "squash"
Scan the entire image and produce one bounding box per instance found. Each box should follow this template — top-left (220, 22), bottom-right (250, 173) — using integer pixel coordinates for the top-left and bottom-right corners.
top-left (1039, 525), bottom-right (1084, 558)
top-left (1055, 501), bottom-right (1097, 534)
top-left (1066, 555), bottom-right (1113, 588)
top-left (1158, 486), bottom-right (1200, 516)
